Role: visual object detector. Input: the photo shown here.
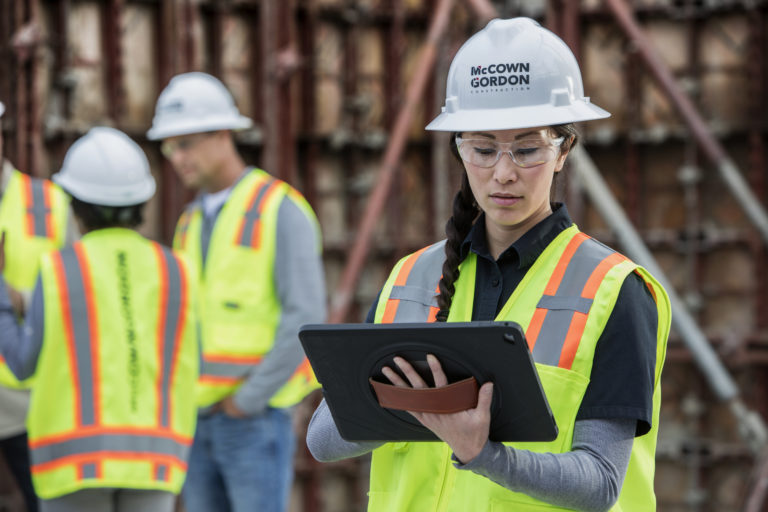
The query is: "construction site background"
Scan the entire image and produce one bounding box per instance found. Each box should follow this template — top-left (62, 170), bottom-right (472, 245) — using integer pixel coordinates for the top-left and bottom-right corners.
top-left (1, 0), bottom-right (767, 511)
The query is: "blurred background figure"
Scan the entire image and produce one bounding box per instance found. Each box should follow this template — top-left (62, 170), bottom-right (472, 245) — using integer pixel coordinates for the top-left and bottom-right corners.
top-left (147, 72), bottom-right (326, 512)
top-left (0, 127), bottom-right (199, 512)
top-left (0, 100), bottom-right (76, 512)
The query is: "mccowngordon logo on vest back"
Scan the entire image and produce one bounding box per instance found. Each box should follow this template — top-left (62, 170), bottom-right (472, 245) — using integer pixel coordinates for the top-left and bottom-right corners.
top-left (469, 62), bottom-right (530, 92)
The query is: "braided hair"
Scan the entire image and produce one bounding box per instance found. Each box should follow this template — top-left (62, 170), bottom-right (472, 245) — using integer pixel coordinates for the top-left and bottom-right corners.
top-left (434, 124), bottom-right (579, 322)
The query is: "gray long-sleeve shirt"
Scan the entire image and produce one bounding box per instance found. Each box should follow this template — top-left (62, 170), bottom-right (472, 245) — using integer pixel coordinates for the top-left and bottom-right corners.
top-left (198, 175), bottom-right (327, 416)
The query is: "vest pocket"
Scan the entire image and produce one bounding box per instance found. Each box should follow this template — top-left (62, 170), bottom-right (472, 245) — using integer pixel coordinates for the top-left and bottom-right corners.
top-left (510, 364), bottom-right (589, 454)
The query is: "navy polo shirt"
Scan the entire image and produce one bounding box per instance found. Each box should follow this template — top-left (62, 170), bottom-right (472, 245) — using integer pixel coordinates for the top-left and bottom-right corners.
top-left (367, 204), bottom-right (658, 436)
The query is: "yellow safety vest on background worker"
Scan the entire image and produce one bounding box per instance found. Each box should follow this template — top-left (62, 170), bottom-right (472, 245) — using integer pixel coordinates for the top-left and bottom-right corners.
top-left (369, 225), bottom-right (671, 512)
top-left (27, 229), bottom-right (199, 499)
top-left (174, 168), bottom-right (318, 408)
top-left (0, 169), bottom-right (69, 389)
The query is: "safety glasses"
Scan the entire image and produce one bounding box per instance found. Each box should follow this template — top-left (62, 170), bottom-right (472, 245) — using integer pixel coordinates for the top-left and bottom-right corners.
top-left (455, 136), bottom-right (565, 169)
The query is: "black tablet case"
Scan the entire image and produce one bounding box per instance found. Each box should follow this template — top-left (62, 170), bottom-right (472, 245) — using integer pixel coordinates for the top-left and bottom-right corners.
top-left (299, 321), bottom-right (558, 442)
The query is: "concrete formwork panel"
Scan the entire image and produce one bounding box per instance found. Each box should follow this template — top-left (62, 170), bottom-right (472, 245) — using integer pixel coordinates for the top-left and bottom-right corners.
top-left (67, 2), bottom-right (107, 125)
top-left (122, 5), bottom-right (158, 130)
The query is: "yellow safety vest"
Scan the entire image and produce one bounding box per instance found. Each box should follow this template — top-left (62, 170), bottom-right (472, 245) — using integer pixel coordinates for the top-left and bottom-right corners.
top-left (174, 168), bottom-right (319, 408)
top-left (0, 169), bottom-right (69, 389)
top-left (369, 225), bottom-right (671, 512)
top-left (27, 229), bottom-right (199, 499)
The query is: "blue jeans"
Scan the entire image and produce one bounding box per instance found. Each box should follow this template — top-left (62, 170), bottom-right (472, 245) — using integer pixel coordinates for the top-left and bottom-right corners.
top-left (182, 408), bottom-right (296, 512)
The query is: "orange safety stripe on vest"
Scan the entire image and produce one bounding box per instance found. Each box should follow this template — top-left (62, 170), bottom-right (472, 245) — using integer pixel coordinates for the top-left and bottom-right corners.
top-left (20, 173), bottom-right (56, 239)
top-left (39, 244), bottom-right (192, 483)
top-left (525, 234), bottom-right (627, 370)
top-left (381, 246), bottom-right (431, 323)
top-left (525, 232), bottom-right (589, 351)
top-left (235, 178), bottom-right (284, 249)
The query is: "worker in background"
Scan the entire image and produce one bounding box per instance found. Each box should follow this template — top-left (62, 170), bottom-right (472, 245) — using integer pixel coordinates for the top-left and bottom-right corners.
top-left (0, 126), bottom-right (199, 512)
top-left (0, 100), bottom-right (76, 512)
top-left (147, 72), bottom-right (326, 512)
top-left (307, 18), bottom-right (670, 511)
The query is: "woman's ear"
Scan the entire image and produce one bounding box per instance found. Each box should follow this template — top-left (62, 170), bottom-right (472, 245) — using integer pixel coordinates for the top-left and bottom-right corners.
top-left (554, 136), bottom-right (574, 173)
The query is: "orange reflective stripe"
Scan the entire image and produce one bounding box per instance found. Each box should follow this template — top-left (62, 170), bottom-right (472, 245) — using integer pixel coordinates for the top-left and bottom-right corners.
top-left (203, 354), bottom-right (264, 365)
top-left (21, 174), bottom-right (35, 237)
top-left (154, 244), bottom-right (170, 427)
top-left (32, 452), bottom-right (187, 475)
top-left (525, 233), bottom-right (589, 349)
top-left (294, 358), bottom-right (314, 380)
top-left (236, 178), bottom-right (283, 249)
top-left (29, 426), bottom-right (193, 449)
top-left (558, 252), bottom-right (626, 370)
top-left (381, 246), bottom-right (430, 323)
top-left (544, 232), bottom-right (589, 295)
top-left (51, 252), bottom-right (82, 427)
top-left (73, 244), bottom-right (101, 424)
top-left (427, 283), bottom-right (440, 322)
top-left (199, 375), bottom-right (242, 386)
top-left (525, 308), bottom-right (547, 351)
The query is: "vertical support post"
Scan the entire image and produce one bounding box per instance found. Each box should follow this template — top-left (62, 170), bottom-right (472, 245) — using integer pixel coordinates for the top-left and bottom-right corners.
top-left (102, 0), bottom-right (125, 124)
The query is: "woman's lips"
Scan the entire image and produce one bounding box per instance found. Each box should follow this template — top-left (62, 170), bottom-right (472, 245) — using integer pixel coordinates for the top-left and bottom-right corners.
top-left (490, 194), bottom-right (521, 206)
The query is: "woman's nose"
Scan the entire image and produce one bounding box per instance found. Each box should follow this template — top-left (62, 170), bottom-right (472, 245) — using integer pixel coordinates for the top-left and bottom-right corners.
top-left (493, 152), bottom-right (520, 183)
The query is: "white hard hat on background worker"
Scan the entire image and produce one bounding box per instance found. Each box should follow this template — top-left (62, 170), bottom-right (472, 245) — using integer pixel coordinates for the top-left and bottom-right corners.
top-left (146, 72), bottom-right (253, 140)
top-left (53, 126), bottom-right (156, 206)
top-left (426, 17), bottom-right (609, 132)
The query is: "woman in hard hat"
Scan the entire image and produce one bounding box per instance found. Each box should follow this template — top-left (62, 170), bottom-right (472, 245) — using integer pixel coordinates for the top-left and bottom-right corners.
top-left (0, 127), bottom-right (199, 512)
top-left (307, 17), bottom-right (670, 511)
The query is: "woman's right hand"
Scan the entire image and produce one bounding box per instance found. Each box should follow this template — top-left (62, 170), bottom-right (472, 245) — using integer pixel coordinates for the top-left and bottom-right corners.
top-left (382, 354), bottom-right (494, 464)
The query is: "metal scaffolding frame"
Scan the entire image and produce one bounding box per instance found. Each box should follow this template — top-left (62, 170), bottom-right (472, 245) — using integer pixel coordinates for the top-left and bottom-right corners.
top-left (1, 0), bottom-right (767, 509)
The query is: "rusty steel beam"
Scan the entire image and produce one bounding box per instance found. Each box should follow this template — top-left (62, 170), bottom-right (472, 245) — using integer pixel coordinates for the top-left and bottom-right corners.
top-left (102, 0), bottom-right (125, 124)
top-left (328, 0), bottom-right (456, 323)
top-left (604, 0), bottom-right (768, 246)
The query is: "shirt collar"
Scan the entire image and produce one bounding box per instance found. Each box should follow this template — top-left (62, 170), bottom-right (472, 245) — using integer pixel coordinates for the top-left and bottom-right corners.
top-left (460, 203), bottom-right (574, 269)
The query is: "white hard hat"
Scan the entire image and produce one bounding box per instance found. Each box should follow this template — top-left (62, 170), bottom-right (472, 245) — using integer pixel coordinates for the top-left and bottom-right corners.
top-left (426, 17), bottom-right (610, 132)
top-left (53, 127), bottom-right (156, 206)
top-left (0, 101), bottom-right (4, 118)
top-left (146, 72), bottom-right (253, 140)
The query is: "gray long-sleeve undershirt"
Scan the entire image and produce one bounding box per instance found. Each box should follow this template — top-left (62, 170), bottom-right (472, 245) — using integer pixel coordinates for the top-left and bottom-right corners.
top-left (306, 398), bottom-right (634, 512)
top-left (199, 182), bottom-right (327, 416)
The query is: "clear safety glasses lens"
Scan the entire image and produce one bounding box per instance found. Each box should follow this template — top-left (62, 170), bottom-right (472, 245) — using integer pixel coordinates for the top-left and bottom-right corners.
top-left (456, 136), bottom-right (565, 168)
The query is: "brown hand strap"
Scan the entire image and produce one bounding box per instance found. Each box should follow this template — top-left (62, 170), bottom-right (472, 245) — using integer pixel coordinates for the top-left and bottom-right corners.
top-left (368, 377), bottom-right (479, 414)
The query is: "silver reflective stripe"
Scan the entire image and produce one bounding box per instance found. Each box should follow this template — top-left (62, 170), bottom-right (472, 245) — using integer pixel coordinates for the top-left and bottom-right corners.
top-left (391, 241), bottom-right (445, 322)
top-left (202, 361), bottom-right (252, 379)
top-left (28, 179), bottom-right (51, 237)
top-left (536, 295), bottom-right (593, 314)
top-left (80, 463), bottom-right (97, 479)
top-left (238, 179), bottom-right (275, 247)
top-left (532, 238), bottom-right (616, 366)
top-left (158, 247), bottom-right (183, 429)
top-left (155, 463), bottom-right (168, 481)
top-left (60, 248), bottom-right (96, 426)
top-left (389, 286), bottom-right (439, 306)
top-left (31, 434), bottom-right (190, 466)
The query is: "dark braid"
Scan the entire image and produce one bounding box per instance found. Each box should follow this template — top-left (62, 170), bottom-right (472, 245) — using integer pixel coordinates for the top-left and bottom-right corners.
top-left (436, 172), bottom-right (479, 321)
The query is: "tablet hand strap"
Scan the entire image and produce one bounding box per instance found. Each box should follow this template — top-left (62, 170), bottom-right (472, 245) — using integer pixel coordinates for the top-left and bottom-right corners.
top-left (368, 377), bottom-right (479, 414)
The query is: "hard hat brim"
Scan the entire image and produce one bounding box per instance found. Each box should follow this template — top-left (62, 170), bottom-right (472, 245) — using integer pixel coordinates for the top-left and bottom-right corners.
top-left (54, 172), bottom-right (157, 207)
top-left (425, 101), bottom-right (610, 132)
top-left (146, 115), bottom-right (253, 140)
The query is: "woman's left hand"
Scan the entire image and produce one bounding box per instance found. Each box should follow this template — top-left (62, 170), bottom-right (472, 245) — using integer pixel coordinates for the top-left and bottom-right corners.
top-left (382, 354), bottom-right (494, 464)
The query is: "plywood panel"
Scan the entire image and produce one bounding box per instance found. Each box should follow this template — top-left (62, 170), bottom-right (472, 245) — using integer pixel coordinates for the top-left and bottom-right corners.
top-left (68, 2), bottom-right (107, 123)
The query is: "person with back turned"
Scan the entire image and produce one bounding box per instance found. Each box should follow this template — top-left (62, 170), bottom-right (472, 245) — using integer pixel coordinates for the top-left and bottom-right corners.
top-left (0, 127), bottom-right (199, 512)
